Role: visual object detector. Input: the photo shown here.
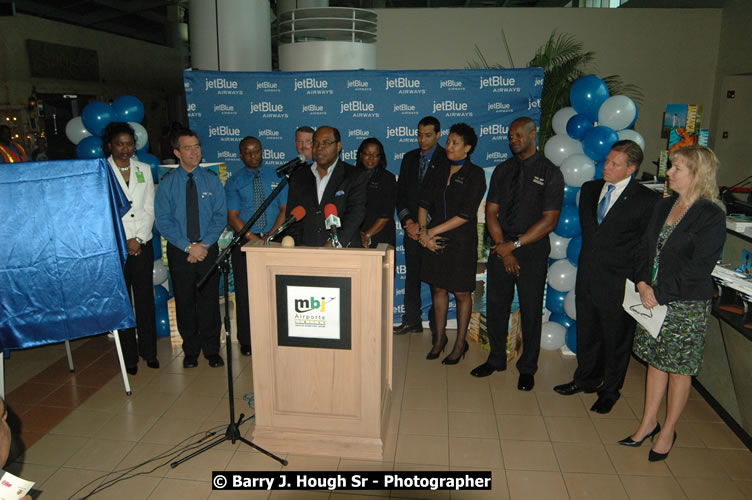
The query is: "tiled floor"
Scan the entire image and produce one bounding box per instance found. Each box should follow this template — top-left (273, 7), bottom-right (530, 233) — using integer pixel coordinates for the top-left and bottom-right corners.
top-left (3, 330), bottom-right (751, 499)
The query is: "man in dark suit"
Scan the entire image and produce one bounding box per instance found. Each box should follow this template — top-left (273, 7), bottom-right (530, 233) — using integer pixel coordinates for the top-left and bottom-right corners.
top-left (394, 116), bottom-right (447, 335)
top-left (286, 126), bottom-right (367, 247)
top-left (554, 139), bottom-right (659, 413)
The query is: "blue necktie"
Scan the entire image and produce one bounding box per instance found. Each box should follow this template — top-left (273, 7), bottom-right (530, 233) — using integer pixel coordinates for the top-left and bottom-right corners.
top-left (597, 184), bottom-right (615, 225)
top-left (253, 173), bottom-right (267, 230)
top-left (418, 154), bottom-right (429, 183)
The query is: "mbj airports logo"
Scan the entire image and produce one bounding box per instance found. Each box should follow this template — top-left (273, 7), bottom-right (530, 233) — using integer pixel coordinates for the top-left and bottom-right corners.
top-left (287, 285), bottom-right (341, 338)
top-left (347, 79), bottom-right (371, 91)
top-left (205, 77), bottom-right (243, 95)
top-left (256, 81), bottom-right (280, 93)
top-left (385, 77), bottom-right (425, 95)
top-left (294, 77), bottom-right (333, 95)
top-left (479, 75), bottom-right (521, 93)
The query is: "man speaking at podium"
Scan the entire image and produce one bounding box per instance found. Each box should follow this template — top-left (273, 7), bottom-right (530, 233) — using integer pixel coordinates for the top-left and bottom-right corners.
top-left (285, 126), bottom-right (367, 247)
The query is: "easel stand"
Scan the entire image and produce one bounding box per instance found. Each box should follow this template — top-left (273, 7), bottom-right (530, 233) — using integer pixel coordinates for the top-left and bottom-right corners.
top-left (170, 168), bottom-right (297, 469)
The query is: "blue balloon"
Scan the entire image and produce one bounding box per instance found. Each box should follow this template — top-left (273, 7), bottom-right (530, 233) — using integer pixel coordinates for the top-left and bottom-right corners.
top-left (582, 126), bottom-right (619, 161)
top-left (154, 285), bottom-right (169, 308)
top-left (152, 229), bottom-right (162, 259)
top-left (138, 152), bottom-right (160, 182)
top-left (570, 75), bottom-right (610, 122)
top-left (155, 307), bottom-right (171, 337)
top-left (556, 205), bottom-right (581, 237)
top-left (594, 160), bottom-right (605, 180)
top-left (567, 235), bottom-right (583, 266)
top-left (81, 101), bottom-right (115, 137)
top-left (111, 95), bottom-right (145, 123)
top-left (549, 312), bottom-right (575, 330)
top-left (563, 184), bottom-right (580, 206)
top-left (565, 323), bottom-right (577, 352)
top-left (546, 286), bottom-right (568, 315)
top-left (626, 107), bottom-right (639, 130)
top-left (76, 135), bottom-right (104, 159)
top-left (565, 114), bottom-right (594, 141)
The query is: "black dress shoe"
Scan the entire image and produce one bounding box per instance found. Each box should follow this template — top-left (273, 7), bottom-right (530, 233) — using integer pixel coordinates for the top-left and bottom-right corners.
top-left (470, 363), bottom-right (505, 378)
top-left (590, 396), bottom-right (617, 414)
top-left (393, 323), bottom-right (422, 335)
top-left (553, 381), bottom-right (596, 396)
top-left (207, 354), bottom-right (225, 368)
top-left (146, 359), bottom-right (160, 369)
top-left (240, 344), bottom-right (252, 356)
top-left (518, 374), bottom-right (535, 391)
top-left (648, 432), bottom-right (677, 462)
top-left (126, 365), bottom-right (138, 375)
top-left (618, 423), bottom-right (660, 447)
top-left (183, 355), bottom-right (198, 368)
top-left (441, 341), bottom-right (469, 365)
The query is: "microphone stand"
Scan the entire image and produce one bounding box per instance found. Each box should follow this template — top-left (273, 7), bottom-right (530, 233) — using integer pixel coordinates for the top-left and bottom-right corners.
top-left (171, 164), bottom-right (304, 469)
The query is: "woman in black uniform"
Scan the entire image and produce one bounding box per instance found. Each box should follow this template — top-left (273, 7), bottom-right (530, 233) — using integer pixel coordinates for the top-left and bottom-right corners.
top-left (356, 138), bottom-right (397, 248)
top-left (418, 123), bottom-right (486, 364)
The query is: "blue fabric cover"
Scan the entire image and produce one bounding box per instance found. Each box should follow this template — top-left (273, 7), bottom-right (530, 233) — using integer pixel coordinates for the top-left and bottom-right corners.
top-left (0, 158), bottom-right (136, 351)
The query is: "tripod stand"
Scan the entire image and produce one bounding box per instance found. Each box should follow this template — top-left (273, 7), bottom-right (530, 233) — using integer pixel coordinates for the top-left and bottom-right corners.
top-left (170, 172), bottom-right (296, 469)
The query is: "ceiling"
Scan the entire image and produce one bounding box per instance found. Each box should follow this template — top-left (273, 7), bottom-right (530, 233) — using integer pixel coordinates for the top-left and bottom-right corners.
top-left (14, 0), bottom-right (726, 47)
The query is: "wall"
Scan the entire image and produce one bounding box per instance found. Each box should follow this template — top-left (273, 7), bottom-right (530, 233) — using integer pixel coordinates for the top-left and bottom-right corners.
top-left (0, 14), bottom-right (185, 148)
top-left (374, 7), bottom-right (723, 170)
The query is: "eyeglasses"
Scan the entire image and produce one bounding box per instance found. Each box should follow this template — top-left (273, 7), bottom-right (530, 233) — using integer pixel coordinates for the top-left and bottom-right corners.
top-left (312, 140), bottom-right (337, 148)
top-left (361, 152), bottom-right (381, 158)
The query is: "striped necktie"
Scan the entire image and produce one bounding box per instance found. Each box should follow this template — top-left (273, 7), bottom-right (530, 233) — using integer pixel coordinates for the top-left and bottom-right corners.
top-left (597, 184), bottom-right (615, 225)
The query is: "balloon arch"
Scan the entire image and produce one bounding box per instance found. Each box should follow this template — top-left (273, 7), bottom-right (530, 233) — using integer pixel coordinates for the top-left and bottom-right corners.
top-left (540, 75), bottom-right (641, 353)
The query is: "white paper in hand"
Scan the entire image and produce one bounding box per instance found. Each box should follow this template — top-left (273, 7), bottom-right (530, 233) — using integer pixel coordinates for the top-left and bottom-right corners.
top-left (622, 279), bottom-right (667, 339)
top-left (0, 470), bottom-right (34, 500)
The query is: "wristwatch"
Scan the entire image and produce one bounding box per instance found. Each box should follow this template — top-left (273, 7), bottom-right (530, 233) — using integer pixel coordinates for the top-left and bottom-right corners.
top-left (513, 239), bottom-right (522, 249)
top-left (135, 237), bottom-right (144, 245)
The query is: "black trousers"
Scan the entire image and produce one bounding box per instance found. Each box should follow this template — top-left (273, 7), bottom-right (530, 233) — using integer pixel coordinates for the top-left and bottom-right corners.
top-left (403, 236), bottom-right (427, 326)
top-left (573, 286), bottom-right (636, 401)
top-left (121, 240), bottom-right (156, 366)
top-left (166, 242), bottom-right (221, 357)
top-left (231, 243), bottom-right (251, 347)
top-left (485, 249), bottom-right (548, 374)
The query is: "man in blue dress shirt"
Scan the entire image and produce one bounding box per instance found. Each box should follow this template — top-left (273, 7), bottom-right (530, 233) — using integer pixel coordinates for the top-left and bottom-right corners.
top-left (225, 136), bottom-right (288, 355)
top-left (155, 128), bottom-right (227, 369)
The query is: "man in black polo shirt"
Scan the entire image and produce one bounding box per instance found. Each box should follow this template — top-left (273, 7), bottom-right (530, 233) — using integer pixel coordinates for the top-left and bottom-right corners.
top-left (471, 117), bottom-right (564, 391)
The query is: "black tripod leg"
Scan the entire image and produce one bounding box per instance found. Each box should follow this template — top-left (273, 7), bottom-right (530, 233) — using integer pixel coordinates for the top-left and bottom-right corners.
top-left (237, 436), bottom-right (288, 466)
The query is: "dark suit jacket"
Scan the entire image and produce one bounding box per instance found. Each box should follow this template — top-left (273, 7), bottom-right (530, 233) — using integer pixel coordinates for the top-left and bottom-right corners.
top-left (286, 159), bottom-right (368, 247)
top-left (396, 145), bottom-right (447, 226)
top-left (575, 178), bottom-right (660, 307)
top-left (635, 196), bottom-right (726, 304)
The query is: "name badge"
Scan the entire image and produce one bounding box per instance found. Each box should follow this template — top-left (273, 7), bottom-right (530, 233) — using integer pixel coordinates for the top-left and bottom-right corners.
top-left (532, 176), bottom-right (544, 186)
top-left (136, 171), bottom-right (145, 183)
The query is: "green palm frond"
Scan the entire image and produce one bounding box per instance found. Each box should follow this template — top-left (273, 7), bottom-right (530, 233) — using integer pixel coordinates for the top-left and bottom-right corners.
top-left (469, 29), bottom-right (643, 151)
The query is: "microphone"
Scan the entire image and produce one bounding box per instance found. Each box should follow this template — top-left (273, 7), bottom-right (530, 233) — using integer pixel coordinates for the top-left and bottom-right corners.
top-left (324, 203), bottom-right (342, 248)
top-left (275, 154), bottom-right (306, 176)
top-left (265, 205), bottom-right (306, 245)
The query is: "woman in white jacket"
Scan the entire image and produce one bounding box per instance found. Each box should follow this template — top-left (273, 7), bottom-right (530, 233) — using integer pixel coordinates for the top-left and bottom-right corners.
top-left (104, 122), bottom-right (159, 374)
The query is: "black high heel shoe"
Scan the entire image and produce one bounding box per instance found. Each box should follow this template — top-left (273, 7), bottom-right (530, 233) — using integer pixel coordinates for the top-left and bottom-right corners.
top-left (426, 335), bottom-right (448, 360)
top-left (648, 432), bottom-right (677, 462)
top-left (618, 423), bottom-right (660, 447)
top-left (442, 341), bottom-right (469, 365)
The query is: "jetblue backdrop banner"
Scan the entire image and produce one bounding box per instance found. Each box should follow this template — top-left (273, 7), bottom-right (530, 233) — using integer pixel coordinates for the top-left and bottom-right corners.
top-left (183, 68), bottom-right (543, 324)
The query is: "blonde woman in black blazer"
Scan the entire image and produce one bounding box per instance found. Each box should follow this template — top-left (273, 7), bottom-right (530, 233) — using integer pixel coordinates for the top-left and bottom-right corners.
top-left (620, 146), bottom-right (725, 461)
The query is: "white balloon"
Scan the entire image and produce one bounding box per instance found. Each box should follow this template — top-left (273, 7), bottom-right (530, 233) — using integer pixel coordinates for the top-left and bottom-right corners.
top-left (617, 129), bottom-right (646, 152)
top-left (560, 154), bottom-right (595, 187)
top-left (153, 259), bottom-right (168, 285)
top-left (552, 107), bottom-right (577, 136)
top-left (575, 189), bottom-right (581, 208)
top-left (129, 122), bottom-right (149, 151)
top-left (564, 290), bottom-right (577, 320)
top-left (598, 95), bottom-right (638, 131)
top-left (548, 259), bottom-right (577, 292)
top-left (541, 321), bottom-right (566, 350)
top-left (549, 233), bottom-right (571, 260)
top-left (544, 134), bottom-right (584, 167)
top-left (65, 116), bottom-right (92, 145)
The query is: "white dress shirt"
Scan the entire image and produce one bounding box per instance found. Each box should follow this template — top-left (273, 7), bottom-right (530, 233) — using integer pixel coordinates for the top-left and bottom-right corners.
top-left (108, 156), bottom-right (155, 242)
top-left (311, 161), bottom-right (337, 204)
top-left (598, 176), bottom-right (631, 216)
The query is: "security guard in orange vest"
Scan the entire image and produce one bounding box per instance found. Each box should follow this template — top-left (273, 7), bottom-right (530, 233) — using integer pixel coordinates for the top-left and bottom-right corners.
top-left (0, 125), bottom-right (27, 163)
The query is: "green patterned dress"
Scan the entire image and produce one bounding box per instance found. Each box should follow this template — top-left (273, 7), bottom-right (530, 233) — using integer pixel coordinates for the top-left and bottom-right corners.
top-left (632, 222), bottom-right (711, 376)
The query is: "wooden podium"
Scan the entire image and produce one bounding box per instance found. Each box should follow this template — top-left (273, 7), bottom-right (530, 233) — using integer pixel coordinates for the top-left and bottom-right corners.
top-left (241, 242), bottom-right (394, 460)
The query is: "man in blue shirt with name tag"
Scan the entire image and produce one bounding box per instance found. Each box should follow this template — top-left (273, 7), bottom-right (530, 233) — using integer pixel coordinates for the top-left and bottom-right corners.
top-left (155, 128), bottom-right (227, 369)
top-left (225, 136), bottom-right (288, 356)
